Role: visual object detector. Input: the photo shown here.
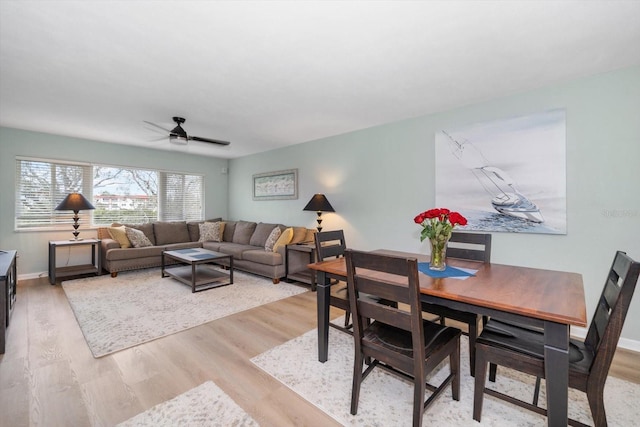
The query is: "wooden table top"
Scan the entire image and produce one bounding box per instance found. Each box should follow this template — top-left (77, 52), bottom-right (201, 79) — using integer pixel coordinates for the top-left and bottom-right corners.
top-left (309, 249), bottom-right (587, 327)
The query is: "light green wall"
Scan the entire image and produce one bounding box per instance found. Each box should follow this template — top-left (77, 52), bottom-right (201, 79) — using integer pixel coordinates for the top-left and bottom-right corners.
top-left (0, 128), bottom-right (229, 275)
top-left (1, 66), bottom-right (638, 342)
top-left (229, 65), bottom-right (640, 342)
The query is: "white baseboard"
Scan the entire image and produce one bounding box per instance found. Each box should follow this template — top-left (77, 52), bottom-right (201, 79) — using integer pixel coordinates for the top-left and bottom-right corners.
top-left (15, 272), bottom-right (640, 353)
top-left (571, 326), bottom-right (640, 352)
top-left (20, 271), bottom-right (49, 281)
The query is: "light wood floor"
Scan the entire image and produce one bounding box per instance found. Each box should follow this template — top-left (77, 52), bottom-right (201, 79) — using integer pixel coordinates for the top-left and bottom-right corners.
top-left (1, 276), bottom-right (639, 427)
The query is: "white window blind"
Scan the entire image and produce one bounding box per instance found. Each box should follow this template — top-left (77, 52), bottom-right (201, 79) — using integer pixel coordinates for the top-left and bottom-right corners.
top-left (159, 172), bottom-right (204, 222)
top-left (16, 159), bottom-right (92, 229)
top-left (16, 158), bottom-right (204, 230)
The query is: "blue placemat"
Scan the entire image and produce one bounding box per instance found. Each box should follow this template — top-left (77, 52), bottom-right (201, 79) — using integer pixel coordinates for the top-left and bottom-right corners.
top-left (418, 262), bottom-right (476, 278)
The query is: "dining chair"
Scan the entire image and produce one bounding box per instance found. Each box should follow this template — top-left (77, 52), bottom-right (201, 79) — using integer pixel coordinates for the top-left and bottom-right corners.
top-left (314, 230), bottom-right (352, 333)
top-left (421, 231), bottom-right (492, 376)
top-left (345, 249), bottom-right (462, 427)
top-left (473, 250), bottom-right (640, 427)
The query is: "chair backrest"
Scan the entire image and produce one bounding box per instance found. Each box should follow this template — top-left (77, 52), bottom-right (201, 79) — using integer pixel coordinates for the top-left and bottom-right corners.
top-left (315, 230), bottom-right (347, 261)
top-left (585, 251), bottom-right (640, 376)
top-left (448, 232), bottom-right (492, 263)
top-left (345, 249), bottom-right (425, 363)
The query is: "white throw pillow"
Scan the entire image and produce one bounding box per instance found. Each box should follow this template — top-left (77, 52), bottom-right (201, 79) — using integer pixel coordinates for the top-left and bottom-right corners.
top-left (199, 221), bottom-right (224, 242)
top-left (125, 227), bottom-right (153, 248)
top-left (264, 227), bottom-right (282, 252)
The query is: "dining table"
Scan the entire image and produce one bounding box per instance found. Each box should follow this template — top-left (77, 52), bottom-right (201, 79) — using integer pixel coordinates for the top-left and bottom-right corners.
top-left (308, 249), bottom-right (586, 427)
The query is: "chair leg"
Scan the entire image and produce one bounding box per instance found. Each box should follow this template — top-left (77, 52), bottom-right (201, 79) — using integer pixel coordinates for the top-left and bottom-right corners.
top-left (351, 351), bottom-right (364, 415)
top-left (489, 362), bottom-right (497, 382)
top-left (587, 385), bottom-right (607, 427)
top-left (451, 339), bottom-right (460, 401)
top-left (473, 345), bottom-right (488, 422)
top-left (468, 315), bottom-right (480, 377)
top-left (412, 367), bottom-right (426, 427)
top-left (532, 377), bottom-right (541, 406)
top-left (344, 310), bottom-right (352, 329)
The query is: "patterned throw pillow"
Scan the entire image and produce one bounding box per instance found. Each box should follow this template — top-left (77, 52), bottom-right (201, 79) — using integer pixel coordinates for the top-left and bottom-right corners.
top-left (272, 227), bottom-right (294, 252)
top-left (264, 227), bottom-right (282, 252)
top-left (108, 226), bottom-right (131, 248)
top-left (199, 221), bottom-right (224, 242)
top-left (125, 227), bottom-right (153, 248)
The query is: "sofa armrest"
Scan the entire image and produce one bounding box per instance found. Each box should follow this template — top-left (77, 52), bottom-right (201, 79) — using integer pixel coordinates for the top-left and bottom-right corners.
top-left (101, 238), bottom-right (121, 251)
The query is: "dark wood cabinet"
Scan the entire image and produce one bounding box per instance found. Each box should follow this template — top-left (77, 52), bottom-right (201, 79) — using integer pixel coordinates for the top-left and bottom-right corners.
top-left (1, 250), bottom-right (17, 354)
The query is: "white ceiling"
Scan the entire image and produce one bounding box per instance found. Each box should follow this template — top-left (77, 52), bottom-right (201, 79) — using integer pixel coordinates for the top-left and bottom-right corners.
top-left (1, 1), bottom-right (639, 159)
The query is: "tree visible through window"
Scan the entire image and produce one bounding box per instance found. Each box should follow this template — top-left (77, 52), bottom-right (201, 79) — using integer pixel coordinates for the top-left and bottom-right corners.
top-left (15, 158), bottom-right (204, 230)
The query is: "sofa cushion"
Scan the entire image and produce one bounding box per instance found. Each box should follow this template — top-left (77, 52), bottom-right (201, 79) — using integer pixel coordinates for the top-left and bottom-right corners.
top-left (199, 221), bottom-right (224, 242)
top-left (153, 221), bottom-right (190, 245)
top-left (232, 221), bottom-right (257, 244)
top-left (106, 246), bottom-right (165, 261)
top-left (125, 227), bottom-right (153, 248)
top-left (108, 226), bottom-right (131, 248)
top-left (164, 241), bottom-right (202, 251)
top-left (273, 227), bottom-right (294, 252)
top-left (216, 243), bottom-right (256, 260)
top-left (188, 218), bottom-right (223, 241)
top-left (114, 222), bottom-right (156, 245)
top-left (223, 221), bottom-right (237, 242)
top-left (290, 226), bottom-right (312, 244)
top-left (249, 222), bottom-right (278, 247)
top-left (242, 249), bottom-right (283, 266)
top-left (201, 241), bottom-right (223, 252)
top-left (264, 227), bottom-right (281, 251)
top-left (187, 221), bottom-right (203, 242)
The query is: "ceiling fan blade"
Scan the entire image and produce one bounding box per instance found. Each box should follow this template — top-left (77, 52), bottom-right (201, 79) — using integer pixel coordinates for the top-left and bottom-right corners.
top-left (189, 135), bottom-right (231, 146)
top-left (143, 120), bottom-right (172, 133)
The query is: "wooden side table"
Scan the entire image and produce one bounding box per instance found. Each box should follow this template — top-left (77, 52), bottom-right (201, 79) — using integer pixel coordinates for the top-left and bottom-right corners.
top-left (48, 239), bottom-right (102, 285)
top-left (1, 249), bottom-right (17, 354)
top-left (285, 242), bottom-right (317, 290)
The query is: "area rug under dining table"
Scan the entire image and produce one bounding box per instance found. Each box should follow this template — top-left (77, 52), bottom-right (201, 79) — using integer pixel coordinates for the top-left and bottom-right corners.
top-left (62, 268), bottom-right (307, 358)
top-left (251, 323), bottom-right (640, 426)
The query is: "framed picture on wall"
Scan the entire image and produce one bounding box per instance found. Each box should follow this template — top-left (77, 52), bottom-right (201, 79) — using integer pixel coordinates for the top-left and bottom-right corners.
top-left (435, 109), bottom-right (567, 234)
top-left (253, 169), bottom-right (298, 200)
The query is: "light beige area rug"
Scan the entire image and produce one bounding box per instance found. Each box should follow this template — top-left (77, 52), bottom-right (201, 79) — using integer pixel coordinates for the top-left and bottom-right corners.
top-left (252, 324), bottom-right (639, 426)
top-left (63, 268), bottom-right (307, 357)
top-left (117, 381), bottom-right (258, 426)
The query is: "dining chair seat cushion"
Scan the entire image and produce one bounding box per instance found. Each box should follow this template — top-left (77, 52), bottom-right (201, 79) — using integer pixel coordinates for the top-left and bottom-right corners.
top-left (479, 319), bottom-right (590, 367)
top-left (365, 320), bottom-right (461, 360)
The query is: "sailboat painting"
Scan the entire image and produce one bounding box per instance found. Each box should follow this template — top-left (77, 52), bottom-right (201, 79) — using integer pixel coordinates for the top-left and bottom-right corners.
top-left (435, 109), bottom-right (566, 234)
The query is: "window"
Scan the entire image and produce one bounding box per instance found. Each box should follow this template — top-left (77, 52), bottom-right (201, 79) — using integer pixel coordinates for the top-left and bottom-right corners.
top-left (15, 157), bottom-right (204, 230)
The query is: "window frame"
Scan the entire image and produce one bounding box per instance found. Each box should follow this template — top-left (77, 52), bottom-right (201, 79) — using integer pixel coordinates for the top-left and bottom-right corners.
top-left (15, 156), bottom-right (205, 231)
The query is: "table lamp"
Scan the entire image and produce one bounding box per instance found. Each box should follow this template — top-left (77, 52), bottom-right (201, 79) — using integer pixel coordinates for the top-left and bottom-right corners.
top-left (303, 194), bottom-right (335, 232)
top-left (55, 193), bottom-right (95, 240)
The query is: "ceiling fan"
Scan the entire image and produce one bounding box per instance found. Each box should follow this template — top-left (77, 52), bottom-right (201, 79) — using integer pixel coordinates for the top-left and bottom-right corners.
top-left (144, 116), bottom-right (231, 146)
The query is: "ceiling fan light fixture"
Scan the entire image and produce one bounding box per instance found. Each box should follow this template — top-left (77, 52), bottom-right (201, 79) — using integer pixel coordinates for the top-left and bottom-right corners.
top-left (169, 134), bottom-right (188, 145)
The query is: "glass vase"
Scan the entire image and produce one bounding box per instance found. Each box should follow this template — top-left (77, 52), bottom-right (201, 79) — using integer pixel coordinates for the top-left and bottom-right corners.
top-left (429, 236), bottom-right (449, 271)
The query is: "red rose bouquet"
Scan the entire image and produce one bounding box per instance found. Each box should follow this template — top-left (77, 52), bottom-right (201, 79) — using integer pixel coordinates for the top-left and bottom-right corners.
top-left (413, 208), bottom-right (467, 270)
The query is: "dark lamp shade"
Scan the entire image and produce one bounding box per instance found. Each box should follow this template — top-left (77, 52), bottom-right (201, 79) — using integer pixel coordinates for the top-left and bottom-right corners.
top-left (303, 194), bottom-right (335, 213)
top-left (55, 193), bottom-right (95, 212)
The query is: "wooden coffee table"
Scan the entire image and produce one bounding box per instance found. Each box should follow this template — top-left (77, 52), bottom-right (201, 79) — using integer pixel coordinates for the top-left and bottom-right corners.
top-left (161, 248), bottom-right (233, 292)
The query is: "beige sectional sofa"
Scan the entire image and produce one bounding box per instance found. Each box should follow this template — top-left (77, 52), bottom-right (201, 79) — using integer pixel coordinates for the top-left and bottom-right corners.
top-left (98, 219), bottom-right (316, 283)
